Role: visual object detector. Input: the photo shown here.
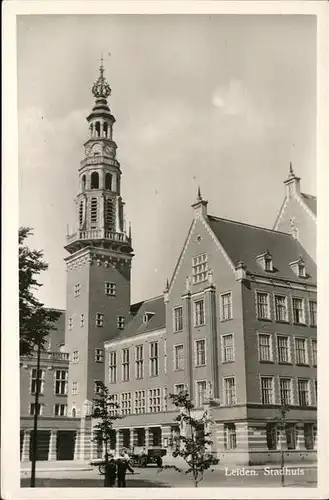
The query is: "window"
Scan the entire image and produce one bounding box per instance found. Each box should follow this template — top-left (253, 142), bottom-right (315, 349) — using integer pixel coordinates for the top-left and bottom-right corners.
top-left (277, 335), bottom-right (290, 363)
top-left (174, 384), bottom-right (186, 395)
top-left (311, 340), bottom-right (317, 366)
top-left (105, 282), bottom-right (116, 296)
top-left (298, 263), bottom-right (306, 277)
top-left (260, 376), bottom-right (274, 405)
top-left (122, 349), bottom-right (130, 382)
top-left (265, 256), bottom-right (273, 272)
top-left (149, 388), bottom-right (161, 412)
top-left (224, 377), bottom-right (236, 405)
top-left (173, 307), bottom-right (183, 332)
top-left (109, 351), bottom-right (117, 383)
top-left (304, 423), bottom-right (315, 450)
top-left (72, 350), bottom-right (79, 363)
top-left (95, 349), bottom-right (104, 363)
top-left (96, 313), bottom-right (104, 327)
top-left (74, 283), bottom-right (81, 297)
top-left (295, 338), bottom-right (307, 365)
top-left (174, 344), bottom-right (184, 371)
top-left (79, 200), bottom-right (84, 226)
top-left (90, 197), bottom-right (98, 224)
top-left (266, 423), bottom-right (277, 450)
top-left (309, 300), bottom-right (317, 326)
top-left (117, 316), bottom-right (125, 330)
top-left (256, 292), bottom-right (270, 319)
top-left (29, 403), bottom-right (43, 416)
top-left (163, 387), bottom-right (168, 411)
top-left (224, 423), bottom-right (236, 449)
top-left (72, 381), bottom-right (78, 395)
top-left (134, 390), bottom-right (146, 414)
top-left (292, 298), bottom-right (305, 324)
top-left (286, 424), bottom-right (296, 450)
top-left (91, 172), bottom-right (99, 189)
top-left (105, 199), bottom-right (115, 228)
top-left (30, 369), bottom-right (45, 395)
top-left (280, 378), bottom-right (292, 405)
top-left (275, 295), bottom-right (287, 322)
top-left (68, 317), bottom-right (73, 330)
top-left (194, 299), bottom-right (205, 327)
top-left (222, 334), bottom-right (234, 362)
top-left (80, 314), bottom-right (85, 328)
top-left (196, 380), bottom-right (207, 407)
top-left (108, 394), bottom-right (119, 417)
top-left (314, 380), bottom-right (317, 404)
top-left (150, 342), bottom-right (159, 377)
top-left (54, 404), bottom-right (67, 416)
top-left (94, 380), bottom-right (102, 395)
top-left (121, 392), bottom-right (132, 415)
top-left (135, 345), bottom-right (144, 379)
top-left (192, 253), bottom-right (208, 284)
top-left (195, 339), bottom-right (206, 366)
top-left (55, 370), bottom-right (68, 395)
top-left (258, 334), bottom-right (272, 362)
top-left (298, 379), bottom-right (310, 406)
top-left (221, 292), bottom-right (233, 320)
top-left (105, 172), bottom-right (112, 190)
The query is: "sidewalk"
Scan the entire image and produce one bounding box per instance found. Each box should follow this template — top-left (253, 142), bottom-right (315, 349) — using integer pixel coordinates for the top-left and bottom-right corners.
top-left (20, 460), bottom-right (93, 473)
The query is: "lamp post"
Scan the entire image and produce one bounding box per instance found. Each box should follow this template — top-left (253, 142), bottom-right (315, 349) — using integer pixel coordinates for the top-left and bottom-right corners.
top-left (278, 404), bottom-right (288, 488)
top-left (30, 335), bottom-right (42, 487)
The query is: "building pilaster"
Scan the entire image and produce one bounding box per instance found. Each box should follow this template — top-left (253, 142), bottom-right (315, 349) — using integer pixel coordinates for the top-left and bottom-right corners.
top-left (295, 423), bottom-right (305, 450)
top-left (48, 430), bottom-right (57, 461)
top-left (115, 430), bottom-right (124, 453)
top-left (21, 430), bottom-right (31, 462)
top-left (130, 428), bottom-right (138, 450)
top-left (182, 287), bottom-right (193, 399)
top-left (204, 280), bottom-right (219, 399)
top-left (144, 427), bottom-right (150, 448)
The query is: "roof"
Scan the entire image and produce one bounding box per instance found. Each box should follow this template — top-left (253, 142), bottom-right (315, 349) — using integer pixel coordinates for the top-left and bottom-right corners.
top-left (301, 193), bottom-right (317, 216)
top-left (111, 295), bottom-right (165, 342)
top-left (207, 215), bottom-right (316, 283)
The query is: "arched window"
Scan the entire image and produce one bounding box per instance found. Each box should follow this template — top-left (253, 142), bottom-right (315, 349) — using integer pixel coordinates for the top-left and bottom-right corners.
top-left (72, 408), bottom-right (76, 418)
top-left (105, 198), bottom-right (115, 228)
top-left (105, 173), bottom-right (112, 190)
top-left (90, 198), bottom-right (98, 224)
top-left (81, 175), bottom-right (86, 191)
top-left (91, 172), bottom-right (99, 189)
top-left (103, 122), bottom-right (108, 138)
top-left (95, 121), bottom-right (101, 137)
top-left (90, 123), bottom-right (94, 137)
top-left (79, 200), bottom-right (84, 226)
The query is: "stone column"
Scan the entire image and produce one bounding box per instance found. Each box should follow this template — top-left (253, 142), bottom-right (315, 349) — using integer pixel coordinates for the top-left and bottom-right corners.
top-left (215, 423), bottom-right (225, 451)
top-left (235, 422), bottom-right (249, 450)
top-left (144, 427), bottom-right (150, 449)
top-left (74, 430), bottom-right (80, 460)
top-left (130, 428), bottom-right (138, 451)
top-left (21, 430), bottom-right (31, 462)
top-left (295, 423), bottom-right (305, 450)
top-left (78, 417), bottom-right (93, 460)
top-left (161, 425), bottom-right (171, 450)
top-left (277, 428), bottom-right (287, 450)
top-left (115, 430), bottom-right (124, 454)
top-left (48, 430), bottom-right (57, 461)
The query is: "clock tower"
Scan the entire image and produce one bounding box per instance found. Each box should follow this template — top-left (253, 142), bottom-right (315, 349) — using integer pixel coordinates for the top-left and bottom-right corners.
top-left (64, 61), bottom-right (133, 437)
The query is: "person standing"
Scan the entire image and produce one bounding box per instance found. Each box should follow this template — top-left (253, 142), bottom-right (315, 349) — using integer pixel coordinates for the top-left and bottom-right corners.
top-left (104, 454), bottom-right (117, 487)
top-left (117, 451), bottom-right (134, 487)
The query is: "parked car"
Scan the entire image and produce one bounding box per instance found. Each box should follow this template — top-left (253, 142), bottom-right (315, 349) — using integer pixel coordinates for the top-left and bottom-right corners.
top-left (130, 446), bottom-right (167, 467)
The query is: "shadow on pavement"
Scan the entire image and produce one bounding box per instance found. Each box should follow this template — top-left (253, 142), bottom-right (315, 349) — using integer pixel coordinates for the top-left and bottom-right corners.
top-left (21, 478), bottom-right (170, 488)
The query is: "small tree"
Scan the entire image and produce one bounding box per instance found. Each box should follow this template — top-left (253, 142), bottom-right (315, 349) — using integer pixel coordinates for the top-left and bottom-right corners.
top-left (159, 390), bottom-right (219, 487)
top-left (277, 404), bottom-right (289, 487)
top-left (19, 227), bottom-right (60, 355)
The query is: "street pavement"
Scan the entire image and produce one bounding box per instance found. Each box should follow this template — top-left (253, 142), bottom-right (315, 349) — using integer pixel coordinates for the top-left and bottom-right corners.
top-left (21, 461), bottom-right (317, 488)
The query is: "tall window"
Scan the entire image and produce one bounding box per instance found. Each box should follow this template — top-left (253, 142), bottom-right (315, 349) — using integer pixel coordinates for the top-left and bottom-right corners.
top-left (54, 404), bottom-right (67, 416)
top-left (90, 197), bottom-right (98, 224)
top-left (74, 283), bottom-right (81, 297)
top-left (30, 369), bottom-right (45, 395)
top-left (298, 263), bottom-right (306, 277)
top-left (108, 394), bottom-right (119, 417)
top-left (192, 253), bottom-right (208, 284)
top-left (96, 313), bottom-right (104, 327)
top-left (149, 388), bottom-right (161, 412)
top-left (298, 379), bottom-right (310, 406)
top-left (264, 256), bottom-right (273, 272)
top-left (95, 349), bottom-right (104, 363)
top-left (105, 172), bottom-right (112, 190)
top-left (286, 424), bottom-right (296, 450)
top-left (55, 370), bottom-right (68, 395)
top-left (256, 292), bottom-right (270, 319)
top-left (91, 171), bottom-right (99, 189)
top-left (68, 317), bottom-right (73, 330)
top-left (280, 378), bottom-right (292, 405)
top-left (135, 345), bottom-right (144, 379)
top-left (122, 348), bottom-right (130, 382)
top-left (224, 377), bottom-right (236, 405)
top-left (121, 393), bottom-right (132, 415)
top-left (29, 403), bottom-right (44, 416)
top-left (266, 423), bottom-right (277, 450)
top-left (222, 334), bottom-right (234, 362)
top-left (105, 198), bottom-right (115, 228)
top-left (150, 342), bottom-right (159, 377)
top-left (275, 295), bottom-right (287, 321)
top-left (224, 423), bottom-right (237, 449)
top-left (260, 376), bottom-right (274, 405)
top-left (221, 292), bottom-right (232, 320)
top-left (292, 298), bottom-right (305, 324)
top-left (105, 282), bottom-right (116, 296)
top-left (258, 334), bottom-right (272, 362)
top-left (134, 390), bottom-right (146, 414)
top-left (80, 313), bottom-right (85, 328)
top-left (195, 339), bottom-right (206, 366)
top-left (108, 351), bottom-right (117, 384)
top-left (174, 344), bottom-right (184, 371)
top-left (309, 300), bottom-right (317, 326)
top-left (117, 316), bottom-right (125, 330)
top-left (72, 381), bottom-right (78, 395)
top-left (194, 299), bottom-right (205, 327)
top-left (295, 338), bottom-right (307, 364)
top-left (79, 201), bottom-right (84, 226)
top-left (196, 380), bottom-right (207, 407)
top-left (72, 350), bottom-right (79, 363)
top-left (311, 340), bottom-right (317, 366)
top-left (173, 307), bottom-right (183, 332)
top-left (94, 380), bottom-right (102, 395)
top-left (304, 423), bottom-right (315, 450)
top-left (277, 335), bottom-right (290, 363)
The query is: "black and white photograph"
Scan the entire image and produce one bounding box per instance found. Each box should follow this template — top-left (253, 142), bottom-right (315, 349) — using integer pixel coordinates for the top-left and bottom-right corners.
top-left (2, 1), bottom-right (329, 498)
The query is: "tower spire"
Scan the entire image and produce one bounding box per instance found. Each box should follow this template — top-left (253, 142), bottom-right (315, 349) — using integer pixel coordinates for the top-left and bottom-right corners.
top-left (92, 56), bottom-right (111, 99)
top-left (289, 161), bottom-right (294, 177)
top-left (197, 185), bottom-right (202, 201)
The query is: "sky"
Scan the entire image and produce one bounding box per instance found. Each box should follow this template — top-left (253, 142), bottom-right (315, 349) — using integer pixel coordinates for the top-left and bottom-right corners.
top-left (17, 14), bottom-right (317, 309)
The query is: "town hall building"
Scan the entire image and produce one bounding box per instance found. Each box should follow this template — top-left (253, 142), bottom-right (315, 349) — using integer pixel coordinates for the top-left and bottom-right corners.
top-left (20, 63), bottom-right (317, 466)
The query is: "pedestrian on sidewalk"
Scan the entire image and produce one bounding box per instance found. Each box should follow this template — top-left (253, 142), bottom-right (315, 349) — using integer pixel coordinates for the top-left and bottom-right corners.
top-left (117, 450), bottom-right (134, 487)
top-left (104, 453), bottom-right (117, 487)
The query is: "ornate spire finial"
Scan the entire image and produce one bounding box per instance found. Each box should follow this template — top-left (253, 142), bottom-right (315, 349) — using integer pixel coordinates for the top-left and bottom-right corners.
top-left (197, 185), bottom-right (202, 201)
top-left (92, 56), bottom-right (111, 99)
top-left (128, 221), bottom-right (132, 240)
top-left (289, 161), bottom-right (294, 177)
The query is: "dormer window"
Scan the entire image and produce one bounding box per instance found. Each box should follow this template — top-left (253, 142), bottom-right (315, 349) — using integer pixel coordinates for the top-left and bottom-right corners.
top-left (290, 257), bottom-right (307, 278)
top-left (256, 251), bottom-right (273, 272)
top-left (298, 263), bottom-right (306, 278)
top-left (143, 312), bottom-right (155, 324)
